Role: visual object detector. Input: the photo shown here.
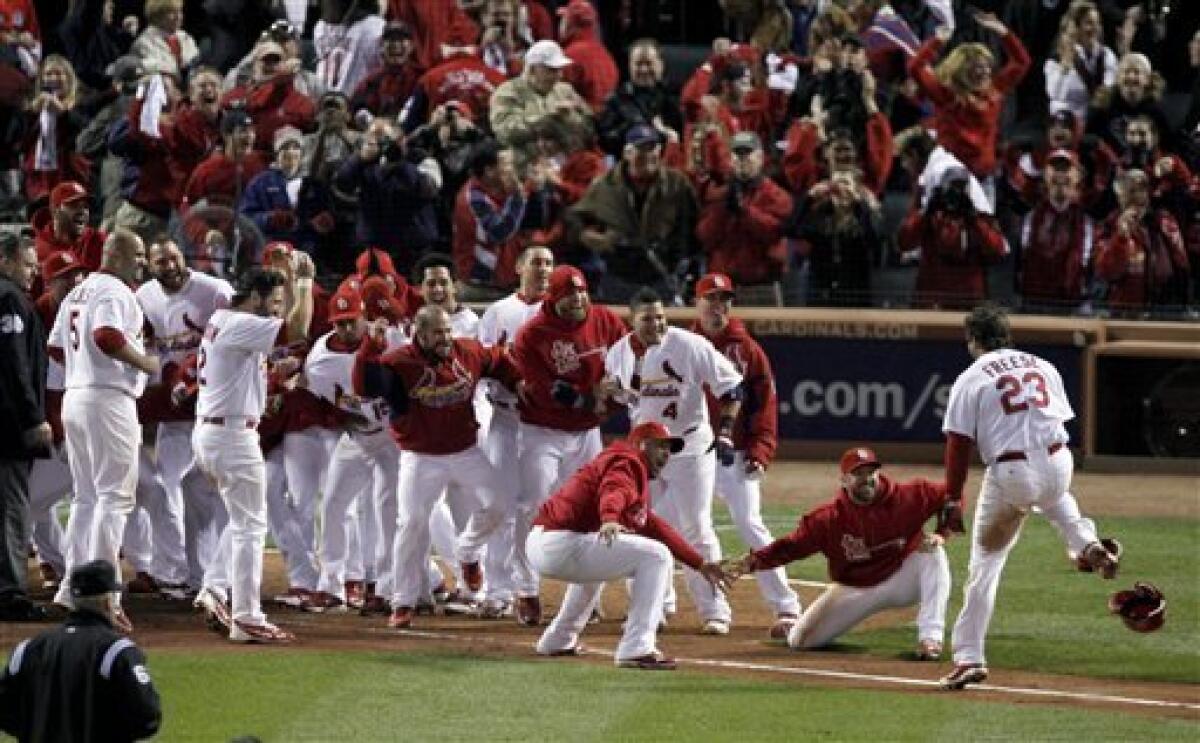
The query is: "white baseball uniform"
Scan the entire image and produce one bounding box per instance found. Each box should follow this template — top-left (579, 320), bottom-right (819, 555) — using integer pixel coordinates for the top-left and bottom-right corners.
top-left (473, 292), bottom-right (542, 607)
top-left (137, 270), bottom-right (233, 587)
top-left (192, 308), bottom-right (285, 629)
top-left (943, 347), bottom-right (1099, 666)
top-left (50, 272), bottom-right (149, 607)
top-left (605, 327), bottom-right (742, 625)
top-left (307, 330), bottom-right (399, 604)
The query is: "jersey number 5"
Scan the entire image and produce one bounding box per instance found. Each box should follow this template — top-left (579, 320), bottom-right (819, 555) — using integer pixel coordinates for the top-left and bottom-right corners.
top-left (996, 372), bottom-right (1050, 415)
top-left (68, 310), bottom-right (80, 350)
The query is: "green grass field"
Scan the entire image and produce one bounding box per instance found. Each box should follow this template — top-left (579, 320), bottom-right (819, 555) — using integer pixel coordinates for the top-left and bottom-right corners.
top-left (151, 651), bottom-right (1198, 742)
top-left (713, 504), bottom-right (1200, 684)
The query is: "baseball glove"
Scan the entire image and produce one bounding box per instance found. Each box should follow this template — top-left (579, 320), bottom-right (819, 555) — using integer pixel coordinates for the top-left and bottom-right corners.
top-left (1108, 581), bottom-right (1166, 633)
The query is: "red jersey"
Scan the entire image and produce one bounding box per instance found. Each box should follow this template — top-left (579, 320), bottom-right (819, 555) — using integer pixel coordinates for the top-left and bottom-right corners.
top-left (222, 76), bottom-right (317, 154)
top-left (750, 475), bottom-right (948, 587)
top-left (353, 336), bottom-right (518, 454)
top-left (512, 301), bottom-right (626, 432)
top-left (692, 318), bottom-right (777, 467)
top-left (183, 151), bottom-right (270, 208)
top-left (415, 55), bottom-right (507, 124)
top-left (533, 441), bottom-right (705, 570)
top-left (32, 210), bottom-right (105, 271)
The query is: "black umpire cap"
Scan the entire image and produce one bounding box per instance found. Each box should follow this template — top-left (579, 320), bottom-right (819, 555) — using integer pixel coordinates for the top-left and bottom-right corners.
top-left (70, 560), bottom-right (122, 598)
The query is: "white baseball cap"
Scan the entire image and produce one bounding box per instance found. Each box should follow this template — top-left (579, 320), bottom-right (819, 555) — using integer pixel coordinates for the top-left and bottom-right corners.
top-left (525, 40), bottom-right (573, 69)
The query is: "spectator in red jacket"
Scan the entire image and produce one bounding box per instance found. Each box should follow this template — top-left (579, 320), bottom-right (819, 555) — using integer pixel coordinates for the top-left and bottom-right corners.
top-left (388, 0), bottom-right (480, 71)
top-left (1017, 150), bottom-right (1096, 312)
top-left (696, 132), bottom-right (792, 298)
top-left (350, 21), bottom-right (423, 120)
top-left (907, 11), bottom-right (1030, 182)
top-left (1003, 110), bottom-right (1119, 215)
top-left (730, 447), bottom-right (952, 661)
top-left (221, 40), bottom-right (317, 155)
top-left (402, 45), bottom-right (507, 132)
top-left (898, 152), bottom-right (1008, 309)
top-left (1094, 167), bottom-right (1190, 313)
top-left (782, 112), bottom-right (893, 197)
top-left (528, 423), bottom-right (732, 669)
top-left (183, 108), bottom-right (270, 209)
top-left (1120, 115), bottom-right (1193, 206)
top-left (31, 182), bottom-right (105, 270)
top-left (557, 0), bottom-right (617, 112)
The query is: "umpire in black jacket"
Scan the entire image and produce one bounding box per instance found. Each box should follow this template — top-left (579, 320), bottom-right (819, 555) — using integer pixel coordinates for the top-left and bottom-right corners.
top-left (0, 232), bottom-right (50, 622)
top-left (0, 560), bottom-right (162, 742)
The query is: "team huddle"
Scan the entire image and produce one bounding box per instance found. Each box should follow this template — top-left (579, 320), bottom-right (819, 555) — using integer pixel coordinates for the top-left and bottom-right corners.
top-left (37, 227), bottom-right (1123, 686)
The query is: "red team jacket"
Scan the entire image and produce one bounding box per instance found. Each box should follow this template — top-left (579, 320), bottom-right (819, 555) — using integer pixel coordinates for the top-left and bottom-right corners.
top-left (749, 475), bottom-right (949, 587)
top-left (353, 335), bottom-right (519, 455)
top-left (222, 75), bottom-right (317, 153)
top-left (32, 211), bottom-right (105, 270)
top-left (908, 32), bottom-right (1030, 178)
top-left (512, 294), bottom-right (626, 433)
top-left (533, 441), bottom-right (706, 570)
top-left (693, 318), bottom-right (777, 467)
top-left (696, 177), bottom-right (793, 286)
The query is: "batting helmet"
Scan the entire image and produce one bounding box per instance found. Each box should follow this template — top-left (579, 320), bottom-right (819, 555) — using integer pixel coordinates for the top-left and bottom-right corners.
top-left (1108, 582), bottom-right (1166, 633)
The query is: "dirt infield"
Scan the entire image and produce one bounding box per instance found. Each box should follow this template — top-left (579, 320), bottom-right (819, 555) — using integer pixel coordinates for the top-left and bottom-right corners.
top-left (4, 463), bottom-right (1196, 720)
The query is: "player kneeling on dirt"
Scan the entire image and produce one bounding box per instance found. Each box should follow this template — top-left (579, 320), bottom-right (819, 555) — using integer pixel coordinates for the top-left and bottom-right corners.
top-left (729, 448), bottom-right (953, 660)
top-left (527, 422), bottom-right (734, 670)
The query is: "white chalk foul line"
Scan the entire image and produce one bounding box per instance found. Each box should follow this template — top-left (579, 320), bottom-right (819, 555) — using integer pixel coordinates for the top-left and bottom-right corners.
top-left (288, 620), bottom-right (1200, 713)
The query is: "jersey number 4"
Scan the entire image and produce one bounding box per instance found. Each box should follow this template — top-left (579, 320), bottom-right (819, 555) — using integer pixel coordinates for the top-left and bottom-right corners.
top-left (996, 372), bottom-right (1050, 415)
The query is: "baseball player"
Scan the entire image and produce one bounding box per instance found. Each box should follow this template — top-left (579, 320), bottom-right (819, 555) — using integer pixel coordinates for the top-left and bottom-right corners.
top-left (938, 305), bottom-right (1120, 690)
top-left (691, 273), bottom-right (801, 638)
top-left (353, 305), bottom-right (518, 630)
top-left (510, 266), bottom-right (627, 625)
top-left (529, 422), bottom-right (733, 669)
top-left (48, 229), bottom-right (159, 632)
top-left (29, 251), bottom-right (88, 589)
top-left (136, 237), bottom-right (232, 596)
top-left (731, 448), bottom-right (953, 659)
top-left (191, 257), bottom-right (314, 644)
top-left (604, 288), bottom-right (742, 634)
top-left (473, 245), bottom-right (554, 617)
top-left (304, 287), bottom-right (397, 612)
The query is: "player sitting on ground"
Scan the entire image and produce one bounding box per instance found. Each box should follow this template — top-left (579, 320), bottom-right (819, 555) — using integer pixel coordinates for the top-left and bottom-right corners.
top-left (729, 448), bottom-right (954, 661)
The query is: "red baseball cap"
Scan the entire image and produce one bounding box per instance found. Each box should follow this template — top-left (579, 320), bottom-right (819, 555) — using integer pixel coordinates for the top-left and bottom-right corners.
top-left (557, 0), bottom-right (597, 27)
top-left (628, 421), bottom-right (684, 453)
top-left (262, 241), bottom-right (294, 263)
top-left (327, 290), bottom-right (364, 323)
top-left (546, 265), bottom-right (587, 305)
top-left (41, 250), bottom-right (87, 285)
top-left (355, 247), bottom-right (397, 279)
top-left (839, 447), bottom-right (882, 475)
top-left (695, 272), bottom-right (735, 298)
top-left (361, 276), bottom-right (404, 321)
top-left (50, 181), bottom-right (89, 209)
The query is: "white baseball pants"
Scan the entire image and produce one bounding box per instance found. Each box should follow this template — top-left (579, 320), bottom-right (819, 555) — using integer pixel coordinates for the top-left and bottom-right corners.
top-left (193, 421), bottom-right (271, 625)
top-left (57, 388), bottom-right (139, 606)
top-left (148, 421), bottom-right (203, 585)
top-left (182, 465), bottom-right (226, 590)
top-left (788, 546), bottom-right (951, 649)
top-left (317, 430), bottom-right (398, 600)
top-left (391, 447), bottom-right (503, 607)
top-left (653, 451), bottom-right (731, 625)
top-left (528, 526), bottom-right (671, 663)
top-left (29, 444), bottom-right (71, 575)
top-left (714, 452), bottom-right (801, 617)
top-left (282, 427), bottom-right (339, 569)
top-left (513, 424), bottom-right (603, 598)
top-left (264, 448), bottom-right (319, 590)
top-left (951, 447), bottom-right (1098, 665)
top-left (478, 408), bottom-right (521, 603)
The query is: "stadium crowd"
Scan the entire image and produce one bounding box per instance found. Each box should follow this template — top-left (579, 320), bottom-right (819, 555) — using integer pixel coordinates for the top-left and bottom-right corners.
top-left (0, 0), bottom-right (1195, 316)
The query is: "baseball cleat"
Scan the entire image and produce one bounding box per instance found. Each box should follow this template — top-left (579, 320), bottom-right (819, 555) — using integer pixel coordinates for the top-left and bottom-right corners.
top-left (617, 652), bottom-right (678, 671)
top-left (345, 580), bottom-right (366, 609)
top-left (542, 644), bottom-right (588, 657)
top-left (515, 596), bottom-right (542, 626)
top-left (477, 598), bottom-right (513, 619)
top-left (195, 586), bottom-right (232, 634)
top-left (388, 606), bottom-right (414, 629)
top-left (126, 572), bottom-right (160, 594)
top-left (431, 582), bottom-right (451, 603)
top-left (939, 663), bottom-right (988, 690)
top-left (158, 582), bottom-right (193, 602)
top-left (769, 614), bottom-right (798, 640)
top-left (460, 562), bottom-right (484, 593)
top-left (272, 587), bottom-right (314, 608)
top-left (701, 619), bottom-right (730, 636)
top-left (362, 595), bottom-right (389, 614)
top-left (1079, 539), bottom-right (1121, 579)
top-left (230, 620), bottom-right (295, 644)
top-left (915, 640), bottom-right (943, 661)
top-left (301, 590), bottom-right (347, 614)
top-left (38, 563), bottom-right (61, 591)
